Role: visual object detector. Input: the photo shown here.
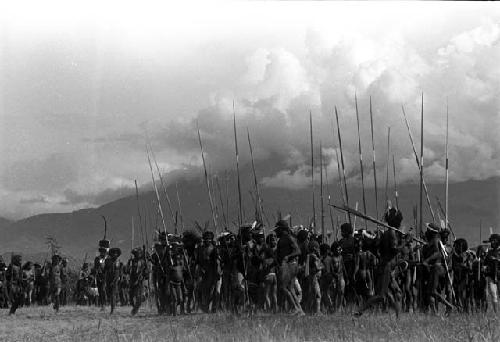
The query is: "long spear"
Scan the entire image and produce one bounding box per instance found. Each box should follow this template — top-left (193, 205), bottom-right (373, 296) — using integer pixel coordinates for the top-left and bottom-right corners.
top-left (225, 170), bottom-right (230, 229)
top-left (320, 141), bottom-right (325, 241)
top-left (310, 111), bottom-right (317, 232)
top-left (435, 197), bottom-right (456, 240)
top-left (247, 128), bottom-right (264, 225)
top-left (233, 102), bottom-right (243, 229)
top-left (131, 216), bottom-right (135, 250)
top-left (355, 94), bottom-right (368, 229)
top-left (325, 157), bottom-right (335, 243)
top-left (335, 107), bottom-right (352, 225)
top-left (330, 203), bottom-right (425, 244)
top-left (215, 175), bottom-right (228, 229)
top-left (445, 101), bottom-right (450, 238)
top-left (419, 93), bottom-right (424, 237)
top-left (401, 105), bottom-right (436, 222)
top-left (385, 126), bottom-right (391, 210)
top-left (134, 180), bottom-right (145, 246)
top-left (147, 144), bottom-right (177, 232)
top-left (392, 155), bottom-right (399, 209)
top-left (175, 182), bottom-right (185, 232)
top-left (369, 97), bottom-right (379, 219)
top-left (334, 134), bottom-right (348, 222)
top-left (146, 151), bottom-right (169, 242)
top-left (197, 124), bottom-right (218, 233)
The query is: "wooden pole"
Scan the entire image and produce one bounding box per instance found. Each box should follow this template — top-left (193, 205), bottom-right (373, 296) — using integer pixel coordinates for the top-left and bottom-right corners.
top-left (134, 180), bottom-right (145, 246)
top-left (233, 102), bottom-right (243, 229)
top-left (392, 155), bottom-right (399, 209)
top-left (146, 151), bottom-right (169, 242)
top-left (385, 126), bottom-right (391, 209)
top-left (355, 94), bottom-right (368, 229)
top-left (419, 93), bottom-right (424, 238)
top-left (147, 143), bottom-right (177, 232)
top-left (335, 107), bottom-right (352, 225)
top-left (369, 97), bottom-right (379, 219)
top-left (131, 216), bottom-right (135, 250)
top-left (445, 100), bottom-right (449, 235)
top-left (197, 124), bottom-right (219, 233)
top-left (175, 182), bottom-right (185, 232)
top-left (215, 175), bottom-right (228, 229)
top-left (320, 141), bottom-right (325, 241)
top-left (310, 111), bottom-right (316, 232)
top-left (401, 105), bottom-right (436, 222)
top-left (247, 128), bottom-right (264, 225)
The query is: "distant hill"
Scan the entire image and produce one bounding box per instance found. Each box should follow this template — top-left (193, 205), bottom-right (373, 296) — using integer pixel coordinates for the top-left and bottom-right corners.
top-left (0, 170), bottom-right (498, 262)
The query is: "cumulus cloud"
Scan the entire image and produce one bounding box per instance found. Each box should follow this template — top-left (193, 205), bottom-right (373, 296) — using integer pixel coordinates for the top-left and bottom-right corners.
top-left (146, 20), bottom-right (499, 196)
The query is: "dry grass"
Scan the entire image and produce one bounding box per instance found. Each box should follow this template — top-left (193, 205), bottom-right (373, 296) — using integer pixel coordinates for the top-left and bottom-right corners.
top-left (0, 305), bottom-right (498, 342)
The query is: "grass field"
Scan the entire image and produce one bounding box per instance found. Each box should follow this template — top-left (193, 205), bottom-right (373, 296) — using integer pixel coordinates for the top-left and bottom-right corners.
top-left (0, 305), bottom-right (498, 342)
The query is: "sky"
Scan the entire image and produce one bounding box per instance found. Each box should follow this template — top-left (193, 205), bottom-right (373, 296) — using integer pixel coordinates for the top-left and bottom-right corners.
top-left (0, 1), bottom-right (499, 220)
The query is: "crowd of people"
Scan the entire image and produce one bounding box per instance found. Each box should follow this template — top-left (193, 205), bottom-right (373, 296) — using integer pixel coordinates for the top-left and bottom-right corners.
top-left (1, 206), bottom-right (499, 318)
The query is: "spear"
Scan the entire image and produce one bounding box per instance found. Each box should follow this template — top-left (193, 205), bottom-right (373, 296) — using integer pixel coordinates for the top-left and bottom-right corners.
top-left (385, 126), bottom-right (391, 210)
top-left (310, 111), bottom-right (316, 232)
top-left (435, 196), bottom-right (456, 240)
top-left (325, 158), bottom-right (335, 243)
top-left (320, 141), bottom-right (325, 241)
top-left (335, 107), bottom-right (352, 225)
top-left (355, 94), bottom-right (368, 230)
top-left (369, 97), bottom-right (379, 219)
top-left (479, 219), bottom-right (482, 281)
top-left (419, 93), bottom-right (424, 237)
top-left (101, 215), bottom-right (108, 241)
top-left (247, 128), bottom-right (264, 225)
top-left (215, 175), bottom-right (228, 229)
top-left (197, 123), bottom-right (218, 233)
top-left (334, 136), bottom-right (348, 222)
top-left (133, 180), bottom-right (145, 246)
top-left (175, 182), bottom-right (185, 232)
top-left (147, 143), bottom-right (178, 233)
top-left (329, 203), bottom-right (425, 244)
top-left (131, 216), bottom-right (135, 251)
top-left (233, 102), bottom-right (243, 229)
top-left (146, 151), bottom-right (169, 240)
top-left (401, 105), bottom-right (436, 222)
top-left (445, 101), bottom-right (450, 239)
top-left (392, 155), bottom-right (399, 209)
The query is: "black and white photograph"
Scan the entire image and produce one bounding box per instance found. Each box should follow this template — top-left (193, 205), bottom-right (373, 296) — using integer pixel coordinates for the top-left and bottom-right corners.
top-left (0, 1), bottom-right (499, 341)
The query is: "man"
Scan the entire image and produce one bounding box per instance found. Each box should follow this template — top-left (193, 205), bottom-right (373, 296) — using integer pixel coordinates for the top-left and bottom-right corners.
top-left (128, 247), bottom-right (148, 315)
top-left (196, 230), bottom-right (220, 313)
top-left (94, 241), bottom-right (109, 309)
top-left (275, 219), bottom-right (303, 315)
top-left (484, 233), bottom-right (500, 313)
top-left (306, 239), bottom-right (323, 314)
top-left (261, 233), bottom-right (278, 313)
top-left (151, 240), bottom-right (169, 314)
top-left (60, 258), bottom-right (68, 306)
top-left (49, 254), bottom-right (62, 312)
top-left (6, 254), bottom-right (23, 314)
top-left (104, 247), bottom-right (122, 314)
top-left (421, 223), bottom-right (454, 314)
top-left (0, 256), bottom-right (8, 308)
top-left (339, 223), bottom-right (357, 304)
top-left (355, 207), bottom-right (404, 317)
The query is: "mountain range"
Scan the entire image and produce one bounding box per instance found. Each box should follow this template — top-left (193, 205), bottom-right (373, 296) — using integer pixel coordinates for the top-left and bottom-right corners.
top-left (0, 170), bottom-right (498, 265)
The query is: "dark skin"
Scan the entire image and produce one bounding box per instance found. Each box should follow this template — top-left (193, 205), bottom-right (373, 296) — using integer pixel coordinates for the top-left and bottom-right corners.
top-left (276, 229), bottom-right (301, 263)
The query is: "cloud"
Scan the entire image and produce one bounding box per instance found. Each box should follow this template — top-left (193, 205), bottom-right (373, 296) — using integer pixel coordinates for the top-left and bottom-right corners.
top-left (2, 8), bottom-right (500, 219)
top-left (0, 153), bottom-right (78, 193)
top-left (143, 20), bottom-right (500, 193)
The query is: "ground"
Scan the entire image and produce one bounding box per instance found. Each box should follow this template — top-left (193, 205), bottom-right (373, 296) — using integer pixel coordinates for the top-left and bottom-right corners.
top-left (0, 305), bottom-right (498, 342)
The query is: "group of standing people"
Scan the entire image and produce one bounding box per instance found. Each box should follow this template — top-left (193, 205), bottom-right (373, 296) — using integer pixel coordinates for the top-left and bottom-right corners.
top-left (2, 205), bottom-right (500, 318)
